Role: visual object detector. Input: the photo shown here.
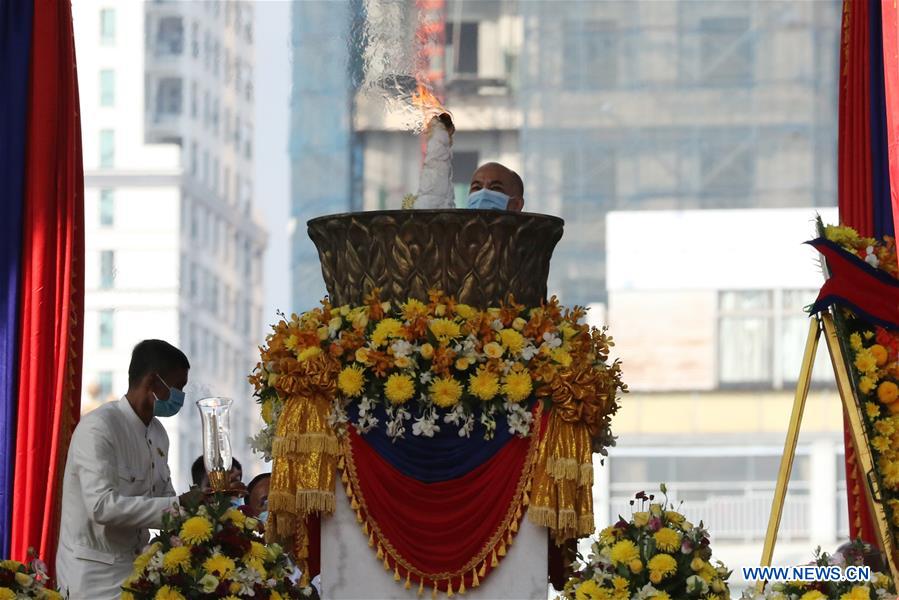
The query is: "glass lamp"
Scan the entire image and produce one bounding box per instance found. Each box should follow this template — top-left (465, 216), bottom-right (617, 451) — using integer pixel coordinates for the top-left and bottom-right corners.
top-left (196, 396), bottom-right (233, 492)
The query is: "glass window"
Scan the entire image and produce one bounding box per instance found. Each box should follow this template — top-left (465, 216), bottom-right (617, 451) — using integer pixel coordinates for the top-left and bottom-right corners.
top-left (156, 16), bottom-right (184, 56)
top-left (99, 69), bottom-right (115, 106)
top-left (700, 17), bottom-right (753, 85)
top-left (445, 22), bottom-right (479, 76)
top-left (99, 8), bottom-right (115, 45)
top-left (191, 22), bottom-right (199, 58)
top-left (699, 136), bottom-right (754, 201)
top-left (190, 141), bottom-right (198, 176)
top-left (99, 129), bottom-right (114, 168)
top-left (718, 290), bottom-right (772, 385)
top-left (156, 77), bottom-right (183, 116)
top-left (98, 371), bottom-right (114, 398)
top-left (99, 189), bottom-right (114, 226)
top-left (100, 250), bottom-right (115, 289)
top-left (99, 309), bottom-right (114, 348)
top-left (564, 20), bottom-right (618, 91)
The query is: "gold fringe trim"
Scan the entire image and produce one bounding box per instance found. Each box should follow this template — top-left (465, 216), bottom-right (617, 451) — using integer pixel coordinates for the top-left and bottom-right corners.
top-left (268, 489), bottom-right (335, 515)
top-left (471, 567), bottom-right (480, 588)
top-left (458, 577), bottom-right (466, 595)
top-left (405, 572), bottom-right (412, 589)
top-left (418, 578), bottom-right (425, 596)
top-left (447, 580), bottom-right (454, 597)
top-left (544, 457), bottom-right (594, 486)
top-left (478, 561), bottom-right (486, 578)
top-left (272, 432), bottom-right (338, 456)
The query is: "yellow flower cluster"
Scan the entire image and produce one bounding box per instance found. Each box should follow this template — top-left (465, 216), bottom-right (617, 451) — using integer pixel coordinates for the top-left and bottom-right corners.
top-left (251, 289), bottom-right (626, 445)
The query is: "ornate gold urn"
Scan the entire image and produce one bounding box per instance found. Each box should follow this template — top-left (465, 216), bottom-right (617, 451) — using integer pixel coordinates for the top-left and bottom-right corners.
top-left (307, 209), bottom-right (564, 308)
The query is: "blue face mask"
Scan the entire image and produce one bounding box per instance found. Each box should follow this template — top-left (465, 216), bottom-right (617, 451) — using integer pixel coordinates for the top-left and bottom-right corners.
top-left (467, 189), bottom-right (510, 211)
top-left (153, 374), bottom-right (185, 417)
top-left (258, 510), bottom-right (269, 523)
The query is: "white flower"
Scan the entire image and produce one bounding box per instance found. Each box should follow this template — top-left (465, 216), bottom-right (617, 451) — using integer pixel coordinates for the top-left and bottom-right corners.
top-left (386, 409), bottom-right (408, 441)
top-left (479, 411), bottom-right (497, 440)
top-left (866, 246), bottom-right (880, 268)
top-left (419, 371), bottom-right (433, 384)
top-left (505, 401), bottom-right (533, 437)
top-left (542, 331), bottom-right (562, 348)
top-left (358, 395), bottom-right (375, 417)
top-left (200, 574), bottom-right (220, 594)
top-left (520, 344), bottom-right (539, 361)
top-left (412, 413), bottom-right (440, 437)
top-left (685, 575), bottom-right (709, 595)
top-left (391, 339), bottom-right (413, 358)
top-left (458, 414), bottom-right (475, 438)
top-left (355, 413), bottom-right (379, 434)
top-left (491, 319), bottom-right (503, 332)
top-left (443, 404), bottom-right (466, 426)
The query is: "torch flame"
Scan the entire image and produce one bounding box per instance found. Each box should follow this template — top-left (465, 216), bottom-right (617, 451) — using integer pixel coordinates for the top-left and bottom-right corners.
top-left (411, 82), bottom-right (444, 112)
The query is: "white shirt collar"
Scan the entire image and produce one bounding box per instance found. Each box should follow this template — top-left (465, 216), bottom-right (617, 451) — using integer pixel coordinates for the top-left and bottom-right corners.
top-left (118, 395), bottom-right (151, 432)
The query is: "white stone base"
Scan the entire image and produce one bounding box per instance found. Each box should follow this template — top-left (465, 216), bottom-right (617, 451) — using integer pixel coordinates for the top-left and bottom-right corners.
top-left (322, 479), bottom-right (547, 599)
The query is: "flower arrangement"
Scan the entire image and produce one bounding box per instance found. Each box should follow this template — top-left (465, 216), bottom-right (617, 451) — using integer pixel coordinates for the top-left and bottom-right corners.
top-left (122, 494), bottom-right (317, 600)
top-left (0, 552), bottom-right (59, 600)
top-left (824, 225), bottom-right (899, 552)
top-left (559, 486), bottom-right (731, 600)
top-left (249, 289), bottom-right (625, 458)
top-left (739, 542), bottom-right (896, 600)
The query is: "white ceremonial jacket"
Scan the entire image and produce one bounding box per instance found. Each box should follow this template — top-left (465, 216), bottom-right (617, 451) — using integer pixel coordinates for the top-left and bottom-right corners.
top-left (56, 396), bottom-right (177, 600)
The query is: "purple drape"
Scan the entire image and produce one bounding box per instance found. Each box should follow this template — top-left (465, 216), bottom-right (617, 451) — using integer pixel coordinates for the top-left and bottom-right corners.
top-left (870, 0), bottom-right (893, 238)
top-left (0, 0), bottom-right (32, 557)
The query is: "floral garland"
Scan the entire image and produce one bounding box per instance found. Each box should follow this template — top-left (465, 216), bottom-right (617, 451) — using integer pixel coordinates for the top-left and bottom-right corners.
top-left (739, 543), bottom-right (896, 600)
top-left (559, 486), bottom-right (731, 600)
top-left (0, 551), bottom-right (60, 600)
top-left (123, 494), bottom-right (317, 600)
top-left (825, 225), bottom-right (899, 553)
top-left (249, 289), bottom-right (626, 457)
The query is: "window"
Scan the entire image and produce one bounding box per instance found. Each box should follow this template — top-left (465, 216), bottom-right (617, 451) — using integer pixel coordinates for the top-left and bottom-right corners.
top-left (203, 91), bottom-right (210, 127)
top-left (717, 290), bottom-right (831, 388)
top-left (224, 167), bottom-right (231, 203)
top-left (562, 148), bottom-right (617, 220)
top-left (100, 250), bottom-right (115, 289)
top-left (190, 81), bottom-right (197, 119)
top-left (190, 141), bottom-right (198, 176)
top-left (699, 137), bottom-right (754, 201)
top-left (190, 263), bottom-right (198, 300)
top-left (99, 69), bottom-right (115, 106)
top-left (235, 115), bottom-right (242, 148)
top-left (204, 31), bottom-right (211, 69)
top-left (445, 22), bottom-right (478, 76)
top-left (564, 20), bottom-right (618, 91)
top-left (202, 150), bottom-right (209, 186)
top-left (211, 99), bottom-right (220, 135)
top-left (99, 189), bottom-right (114, 226)
top-left (225, 50), bottom-right (233, 83)
top-left (700, 17), bottom-right (753, 85)
top-left (191, 22), bottom-right (199, 58)
top-left (156, 16), bottom-right (184, 56)
top-left (244, 124), bottom-right (252, 159)
top-left (213, 158), bottom-right (220, 194)
top-left (99, 129), bottom-right (114, 168)
top-left (155, 78), bottom-right (182, 116)
top-left (99, 309), bottom-right (114, 348)
top-left (99, 8), bottom-right (115, 45)
top-left (98, 371), bottom-right (114, 398)
top-left (451, 151), bottom-right (479, 207)
top-left (213, 40), bottom-right (221, 78)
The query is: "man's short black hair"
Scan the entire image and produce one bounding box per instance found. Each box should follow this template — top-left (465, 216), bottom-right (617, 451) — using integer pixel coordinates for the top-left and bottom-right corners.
top-left (247, 472), bottom-right (271, 498)
top-left (509, 169), bottom-right (524, 198)
top-left (128, 339), bottom-right (190, 386)
top-left (191, 455), bottom-right (243, 486)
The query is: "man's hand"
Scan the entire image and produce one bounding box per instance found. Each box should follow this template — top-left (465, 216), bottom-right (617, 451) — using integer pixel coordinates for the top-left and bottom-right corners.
top-left (178, 486), bottom-right (205, 509)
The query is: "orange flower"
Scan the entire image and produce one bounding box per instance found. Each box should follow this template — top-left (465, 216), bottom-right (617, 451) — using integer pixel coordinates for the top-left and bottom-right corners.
top-left (871, 344), bottom-right (890, 367)
top-left (879, 381), bottom-right (899, 405)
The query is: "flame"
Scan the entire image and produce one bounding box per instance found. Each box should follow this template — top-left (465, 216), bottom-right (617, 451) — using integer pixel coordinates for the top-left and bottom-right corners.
top-left (412, 82), bottom-right (445, 114)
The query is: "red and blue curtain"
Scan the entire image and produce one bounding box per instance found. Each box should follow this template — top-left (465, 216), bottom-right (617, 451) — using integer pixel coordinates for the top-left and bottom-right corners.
top-left (0, 0), bottom-right (85, 572)
top-left (838, 0), bottom-right (899, 545)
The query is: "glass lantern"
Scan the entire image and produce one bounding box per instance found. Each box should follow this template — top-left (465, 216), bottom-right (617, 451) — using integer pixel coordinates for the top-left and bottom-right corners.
top-left (196, 397), bottom-right (233, 491)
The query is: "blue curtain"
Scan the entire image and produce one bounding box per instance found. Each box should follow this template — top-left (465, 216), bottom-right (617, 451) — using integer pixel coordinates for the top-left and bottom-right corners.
top-left (870, 0), bottom-right (894, 238)
top-left (0, 0), bottom-right (32, 557)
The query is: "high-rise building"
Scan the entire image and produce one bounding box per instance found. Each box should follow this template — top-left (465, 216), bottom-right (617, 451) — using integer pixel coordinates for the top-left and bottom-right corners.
top-left (73, 0), bottom-right (267, 490)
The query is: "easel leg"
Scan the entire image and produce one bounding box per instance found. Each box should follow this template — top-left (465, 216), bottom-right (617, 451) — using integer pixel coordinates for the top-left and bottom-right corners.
top-left (757, 317), bottom-right (821, 590)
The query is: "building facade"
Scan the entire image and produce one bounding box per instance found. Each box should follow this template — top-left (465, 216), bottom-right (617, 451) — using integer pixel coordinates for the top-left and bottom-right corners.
top-left (73, 0), bottom-right (267, 490)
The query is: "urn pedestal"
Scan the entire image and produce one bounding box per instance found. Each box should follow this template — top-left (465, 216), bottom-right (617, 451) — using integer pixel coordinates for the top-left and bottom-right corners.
top-left (309, 210), bottom-right (564, 599)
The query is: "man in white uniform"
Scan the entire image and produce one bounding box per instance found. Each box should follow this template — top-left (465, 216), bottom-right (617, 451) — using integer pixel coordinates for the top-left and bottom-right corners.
top-left (56, 340), bottom-right (203, 599)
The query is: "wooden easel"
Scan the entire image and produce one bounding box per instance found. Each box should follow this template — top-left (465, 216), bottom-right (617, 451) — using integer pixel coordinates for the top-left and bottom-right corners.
top-left (758, 312), bottom-right (899, 590)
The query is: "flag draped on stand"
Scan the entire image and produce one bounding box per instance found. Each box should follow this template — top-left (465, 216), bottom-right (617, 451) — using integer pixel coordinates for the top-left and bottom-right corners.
top-left (838, 0), bottom-right (899, 546)
top-left (0, 0), bottom-right (85, 573)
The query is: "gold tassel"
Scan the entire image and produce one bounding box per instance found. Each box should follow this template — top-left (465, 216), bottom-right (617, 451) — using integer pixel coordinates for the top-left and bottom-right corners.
top-left (341, 470), bottom-right (349, 484)
top-left (362, 522), bottom-right (369, 535)
top-left (383, 555), bottom-right (391, 571)
top-left (507, 531), bottom-right (513, 546)
top-left (356, 510), bottom-right (364, 524)
top-left (337, 455), bottom-right (345, 470)
top-left (478, 561), bottom-right (486, 578)
top-left (447, 579), bottom-right (454, 597)
top-left (376, 544), bottom-right (384, 560)
top-left (515, 506), bottom-right (522, 521)
top-left (471, 567), bottom-right (480, 588)
top-left (405, 571), bottom-right (412, 590)
top-left (418, 578), bottom-right (425, 597)
top-left (522, 491), bottom-right (529, 506)
top-left (491, 549), bottom-right (498, 567)
top-left (394, 565), bottom-right (401, 581)
top-left (458, 577), bottom-right (466, 595)
top-left (431, 583), bottom-right (437, 600)
top-left (498, 542), bottom-right (507, 557)
top-left (368, 531), bottom-right (374, 547)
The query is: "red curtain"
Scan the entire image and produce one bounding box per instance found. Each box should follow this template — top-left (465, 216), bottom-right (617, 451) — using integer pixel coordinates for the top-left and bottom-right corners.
top-left (9, 0), bottom-right (85, 569)
top-left (838, 0), bottom-right (878, 545)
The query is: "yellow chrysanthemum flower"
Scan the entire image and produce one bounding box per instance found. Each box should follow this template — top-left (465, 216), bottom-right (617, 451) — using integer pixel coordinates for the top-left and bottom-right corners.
top-left (609, 539), bottom-right (639, 565)
top-left (261, 399), bottom-right (275, 425)
top-left (402, 299), bottom-right (429, 320)
top-left (180, 515), bottom-right (213, 544)
top-left (653, 527), bottom-right (681, 552)
top-left (598, 525), bottom-right (620, 544)
top-left (879, 381), bottom-right (899, 404)
top-left (372, 318), bottom-right (403, 347)
top-left (855, 349), bottom-right (878, 375)
top-left (384, 373), bottom-right (415, 405)
top-left (454, 304), bottom-right (477, 320)
top-left (499, 329), bottom-right (525, 355)
top-left (502, 371), bottom-right (533, 403)
top-left (297, 346), bottom-right (322, 362)
top-left (121, 592), bottom-right (135, 600)
top-left (430, 377), bottom-right (463, 408)
top-left (873, 435), bottom-right (892, 453)
top-left (860, 376), bottom-right (877, 395)
top-left (338, 365), bottom-right (366, 397)
top-left (867, 401), bottom-right (882, 420)
top-left (850, 333), bottom-right (863, 351)
top-left (469, 369), bottom-right (500, 401)
top-left (223, 507), bottom-right (246, 526)
top-left (840, 586), bottom-right (872, 600)
top-left (800, 591), bottom-right (827, 600)
top-left (551, 348), bottom-right (573, 367)
top-left (0, 561), bottom-right (21, 572)
top-left (512, 317), bottom-right (527, 331)
top-left (246, 541), bottom-right (267, 562)
top-left (871, 344), bottom-right (889, 366)
top-left (155, 585), bottom-right (186, 600)
top-left (0, 589), bottom-right (13, 600)
top-left (483, 342), bottom-right (504, 359)
top-left (629, 559), bottom-right (643, 573)
top-left (420, 343), bottom-right (434, 360)
top-left (270, 593), bottom-right (284, 600)
top-left (133, 542), bottom-right (160, 574)
top-left (665, 510), bottom-right (685, 525)
top-left (647, 553), bottom-right (677, 580)
top-left (653, 593), bottom-right (671, 600)
top-left (574, 579), bottom-right (604, 600)
top-left (203, 553), bottom-right (236, 578)
top-left (429, 318), bottom-right (461, 344)
top-left (162, 545), bottom-right (191, 574)
top-left (824, 224), bottom-right (860, 246)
